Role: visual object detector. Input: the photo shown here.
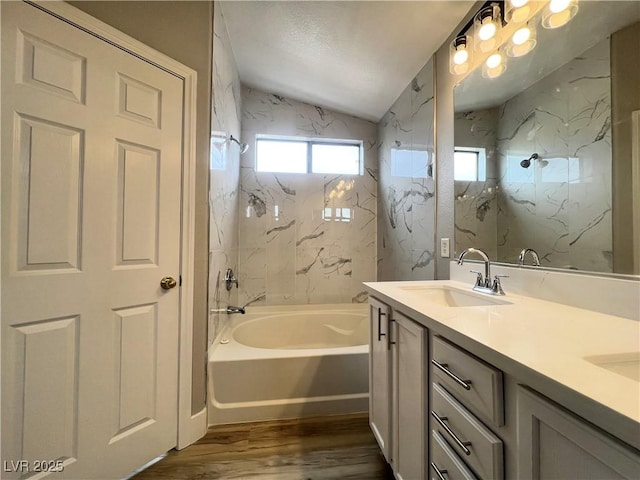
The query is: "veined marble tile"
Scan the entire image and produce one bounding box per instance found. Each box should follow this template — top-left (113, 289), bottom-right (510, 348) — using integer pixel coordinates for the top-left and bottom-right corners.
top-left (378, 59), bottom-right (435, 281)
top-left (209, 5), bottom-right (242, 341)
top-left (456, 37), bottom-right (612, 272)
top-left (240, 88), bottom-right (377, 304)
top-left (454, 180), bottom-right (498, 258)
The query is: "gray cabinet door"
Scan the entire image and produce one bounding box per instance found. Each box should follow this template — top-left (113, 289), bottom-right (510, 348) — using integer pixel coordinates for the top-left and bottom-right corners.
top-left (393, 311), bottom-right (427, 480)
top-left (369, 297), bottom-right (392, 462)
top-left (517, 386), bottom-right (640, 480)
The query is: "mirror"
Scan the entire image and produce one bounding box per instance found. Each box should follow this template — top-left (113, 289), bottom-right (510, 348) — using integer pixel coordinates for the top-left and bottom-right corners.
top-left (454, 1), bottom-right (640, 274)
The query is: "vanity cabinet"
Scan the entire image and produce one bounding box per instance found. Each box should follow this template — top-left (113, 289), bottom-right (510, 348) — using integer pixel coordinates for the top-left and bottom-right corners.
top-left (517, 386), bottom-right (640, 480)
top-left (432, 336), bottom-right (504, 427)
top-left (368, 297), bottom-right (392, 462)
top-left (392, 310), bottom-right (427, 480)
top-left (365, 281), bottom-right (640, 480)
top-left (430, 336), bottom-right (505, 480)
top-left (368, 298), bottom-right (427, 480)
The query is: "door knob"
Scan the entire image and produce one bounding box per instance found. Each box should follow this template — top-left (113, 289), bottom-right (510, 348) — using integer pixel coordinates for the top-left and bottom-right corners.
top-left (160, 276), bottom-right (177, 290)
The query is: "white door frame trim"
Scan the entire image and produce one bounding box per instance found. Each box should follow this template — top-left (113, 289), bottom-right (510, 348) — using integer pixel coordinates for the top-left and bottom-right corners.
top-left (633, 110), bottom-right (640, 274)
top-left (24, 0), bottom-right (206, 449)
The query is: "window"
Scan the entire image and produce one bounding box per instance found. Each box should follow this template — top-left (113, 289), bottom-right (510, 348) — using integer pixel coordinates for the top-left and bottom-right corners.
top-left (390, 147), bottom-right (433, 178)
top-left (256, 136), bottom-right (362, 175)
top-left (454, 147), bottom-right (486, 181)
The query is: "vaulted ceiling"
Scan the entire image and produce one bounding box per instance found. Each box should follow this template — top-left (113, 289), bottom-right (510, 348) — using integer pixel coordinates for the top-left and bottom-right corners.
top-left (220, 1), bottom-right (474, 121)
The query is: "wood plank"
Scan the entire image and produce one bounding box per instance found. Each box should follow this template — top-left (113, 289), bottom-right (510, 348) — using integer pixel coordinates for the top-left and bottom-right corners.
top-left (133, 413), bottom-right (394, 479)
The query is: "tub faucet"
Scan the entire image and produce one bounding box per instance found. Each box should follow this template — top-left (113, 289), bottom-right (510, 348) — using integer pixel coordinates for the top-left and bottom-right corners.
top-left (210, 306), bottom-right (246, 315)
top-left (518, 248), bottom-right (541, 266)
top-left (457, 247), bottom-right (506, 295)
top-left (226, 305), bottom-right (245, 315)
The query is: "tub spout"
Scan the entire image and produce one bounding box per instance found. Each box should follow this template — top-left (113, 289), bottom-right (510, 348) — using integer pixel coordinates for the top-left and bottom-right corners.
top-left (210, 306), bottom-right (246, 315)
top-left (226, 305), bottom-right (245, 315)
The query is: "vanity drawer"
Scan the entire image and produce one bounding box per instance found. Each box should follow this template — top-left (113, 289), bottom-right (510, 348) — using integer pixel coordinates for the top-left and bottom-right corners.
top-left (431, 429), bottom-right (478, 480)
top-left (432, 336), bottom-right (504, 426)
top-left (432, 383), bottom-right (504, 480)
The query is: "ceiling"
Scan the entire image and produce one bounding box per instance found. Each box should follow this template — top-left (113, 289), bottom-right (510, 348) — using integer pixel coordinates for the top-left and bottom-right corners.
top-left (219, 1), bottom-right (475, 122)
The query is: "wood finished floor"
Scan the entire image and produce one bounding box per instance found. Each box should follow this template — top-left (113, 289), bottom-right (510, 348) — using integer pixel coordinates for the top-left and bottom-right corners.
top-left (133, 413), bottom-right (394, 480)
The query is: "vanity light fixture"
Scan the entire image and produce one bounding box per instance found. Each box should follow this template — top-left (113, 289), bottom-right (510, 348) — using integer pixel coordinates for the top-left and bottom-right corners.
top-left (482, 51), bottom-right (507, 79)
top-left (505, 21), bottom-right (537, 57)
top-left (449, 35), bottom-right (473, 75)
top-left (542, 0), bottom-right (579, 29)
top-left (474, 3), bottom-right (503, 54)
top-left (505, 0), bottom-right (532, 23)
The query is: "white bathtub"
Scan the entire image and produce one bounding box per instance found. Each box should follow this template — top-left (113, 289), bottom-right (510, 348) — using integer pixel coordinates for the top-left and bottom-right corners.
top-left (208, 303), bottom-right (369, 425)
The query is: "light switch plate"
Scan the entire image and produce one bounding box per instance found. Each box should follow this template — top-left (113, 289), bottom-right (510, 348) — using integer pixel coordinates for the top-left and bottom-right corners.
top-left (440, 238), bottom-right (450, 258)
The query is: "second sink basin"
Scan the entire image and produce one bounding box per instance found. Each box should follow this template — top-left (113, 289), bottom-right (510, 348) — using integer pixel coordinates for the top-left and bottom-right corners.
top-left (584, 352), bottom-right (640, 382)
top-left (399, 285), bottom-right (512, 307)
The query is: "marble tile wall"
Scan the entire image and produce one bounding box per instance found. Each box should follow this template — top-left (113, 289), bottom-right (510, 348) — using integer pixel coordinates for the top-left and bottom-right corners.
top-left (208, 7), bottom-right (242, 345)
top-left (238, 87), bottom-right (378, 306)
top-left (377, 60), bottom-right (436, 281)
top-left (454, 108), bottom-right (499, 259)
top-left (496, 38), bottom-right (612, 271)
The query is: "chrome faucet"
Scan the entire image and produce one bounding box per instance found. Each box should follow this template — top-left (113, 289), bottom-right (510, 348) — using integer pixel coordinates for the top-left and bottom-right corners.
top-left (458, 248), bottom-right (490, 283)
top-left (457, 247), bottom-right (507, 295)
top-left (210, 305), bottom-right (246, 315)
top-left (226, 305), bottom-right (245, 315)
top-left (518, 248), bottom-right (541, 266)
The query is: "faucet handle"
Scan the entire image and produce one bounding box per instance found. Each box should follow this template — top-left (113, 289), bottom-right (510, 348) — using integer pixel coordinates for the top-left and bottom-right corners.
top-left (225, 268), bottom-right (239, 291)
top-left (492, 274), bottom-right (508, 295)
top-left (470, 270), bottom-right (484, 287)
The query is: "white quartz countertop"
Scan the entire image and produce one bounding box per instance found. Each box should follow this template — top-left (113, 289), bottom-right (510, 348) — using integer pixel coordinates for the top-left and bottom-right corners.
top-left (364, 280), bottom-right (640, 443)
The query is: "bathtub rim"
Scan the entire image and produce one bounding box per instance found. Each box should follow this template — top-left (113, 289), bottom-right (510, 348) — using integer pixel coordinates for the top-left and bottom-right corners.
top-left (209, 303), bottom-right (369, 361)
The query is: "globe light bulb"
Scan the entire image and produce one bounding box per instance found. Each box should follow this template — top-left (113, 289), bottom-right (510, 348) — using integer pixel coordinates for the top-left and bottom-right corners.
top-left (511, 0), bottom-right (528, 7)
top-left (512, 27), bottom-right (531, 45)
top-left (453, 48), bottom-right (469, 65)
top-left (486, 53), bottom-right (502, 69)
top-left (478, 22), bottom-right (497, 41)
top-left (550, 0), bottom-right (570, 13)
top-left (542, 0), bottom-right (579, 29)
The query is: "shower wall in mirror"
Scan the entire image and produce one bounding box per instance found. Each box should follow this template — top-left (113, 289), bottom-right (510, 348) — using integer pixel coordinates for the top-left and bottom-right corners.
top-left (456, 39), bottom-right (611, 271)
top-left (454, 2), bottom-right (640, 274)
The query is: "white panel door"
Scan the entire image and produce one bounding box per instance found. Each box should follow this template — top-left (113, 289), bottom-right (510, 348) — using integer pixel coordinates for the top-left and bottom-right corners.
top-left (1, 2), bottom-right (184, 478)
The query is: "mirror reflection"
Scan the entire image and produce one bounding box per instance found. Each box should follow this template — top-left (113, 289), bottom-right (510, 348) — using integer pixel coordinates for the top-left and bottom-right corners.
top-left (453, 1), bottom-right (640, 274)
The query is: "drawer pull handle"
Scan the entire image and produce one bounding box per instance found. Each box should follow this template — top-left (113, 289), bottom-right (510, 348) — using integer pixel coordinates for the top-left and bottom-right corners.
top-left (377, 308), bottom-right (386, 342)
top-left (388, 318), bottom-right (396, 350)
top-left (431, 411), bottom-right (472, 456)
top-left (432, 359), bottom-right (472, 390)
top-left (430, 462), bottom-right (448, 480)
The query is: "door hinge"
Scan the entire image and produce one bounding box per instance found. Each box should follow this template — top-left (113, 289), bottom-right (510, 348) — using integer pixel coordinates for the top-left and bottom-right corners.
top-left (179, 275), bottom-right (182, 287)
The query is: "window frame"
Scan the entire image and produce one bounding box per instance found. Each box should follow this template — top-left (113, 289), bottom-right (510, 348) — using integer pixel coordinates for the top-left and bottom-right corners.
top-left (454, 146), bottom-right (487, 182)
top-left (255, 135), bottom-right (363, 175)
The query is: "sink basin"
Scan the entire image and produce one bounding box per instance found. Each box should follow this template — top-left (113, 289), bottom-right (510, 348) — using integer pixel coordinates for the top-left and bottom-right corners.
top-left (584, 353), bottom-right (640, 382)
top-left (399, 285), bottom-right (512, 307)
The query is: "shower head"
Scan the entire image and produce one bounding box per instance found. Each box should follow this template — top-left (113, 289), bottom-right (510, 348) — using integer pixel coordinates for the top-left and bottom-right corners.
top-left (520, 153), bottom-right (539, 168)
top-left (229, 135), bottom-right (249, 154)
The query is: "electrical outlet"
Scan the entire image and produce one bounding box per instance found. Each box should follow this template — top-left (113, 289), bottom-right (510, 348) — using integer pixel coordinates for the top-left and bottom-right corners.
top-left (440, 238), bottom-right (450, 258)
